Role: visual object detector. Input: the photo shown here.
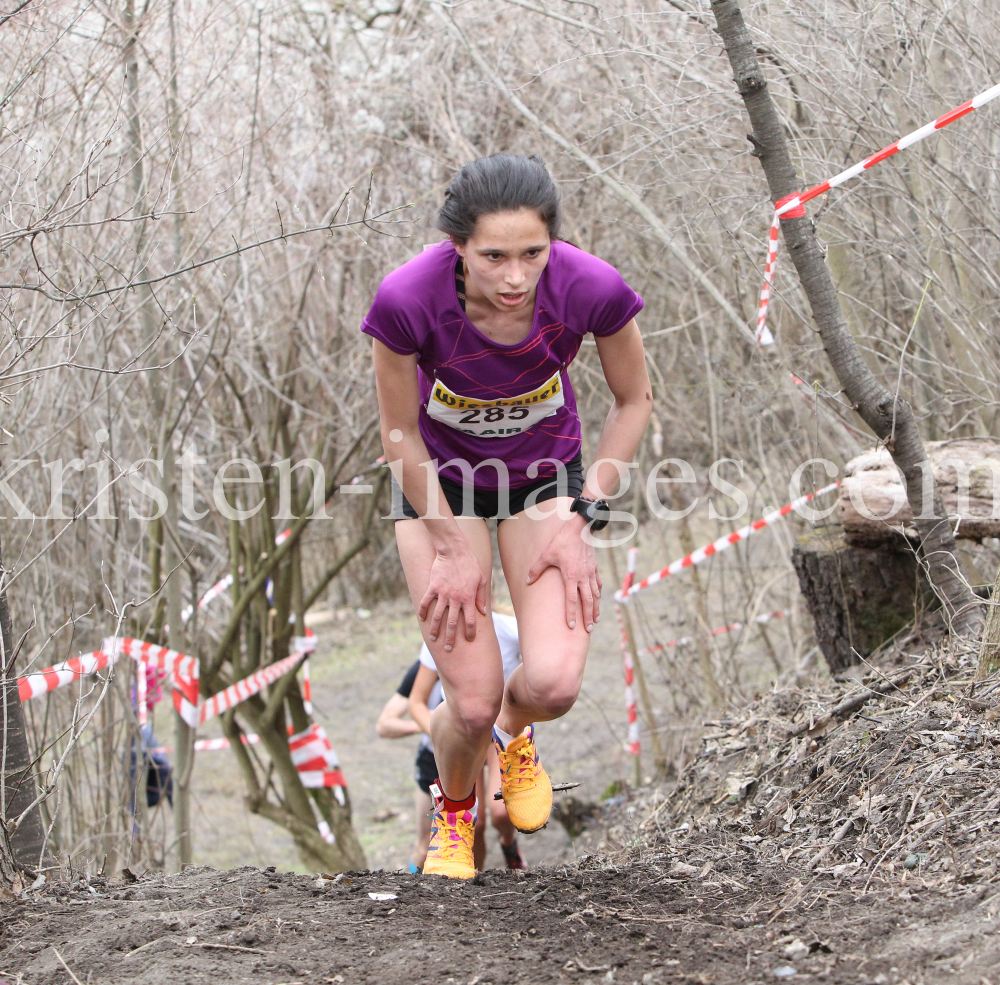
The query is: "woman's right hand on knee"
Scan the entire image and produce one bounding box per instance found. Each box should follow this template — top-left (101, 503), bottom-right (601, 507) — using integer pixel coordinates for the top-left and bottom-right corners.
top-left (419, 542), bottom-right (489, 651)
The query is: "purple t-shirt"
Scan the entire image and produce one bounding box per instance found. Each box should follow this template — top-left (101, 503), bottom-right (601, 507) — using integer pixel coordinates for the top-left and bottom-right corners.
top-left (361, 240), bottom-right (643, 489)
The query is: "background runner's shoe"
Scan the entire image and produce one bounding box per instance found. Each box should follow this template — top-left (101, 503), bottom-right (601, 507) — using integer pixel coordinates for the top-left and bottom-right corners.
top-left (423, 808), bottom-right (476, 879)
top-left (501, 838), bottom-right (528, 870)
top-left (493, 725), bottom-right (552, 833)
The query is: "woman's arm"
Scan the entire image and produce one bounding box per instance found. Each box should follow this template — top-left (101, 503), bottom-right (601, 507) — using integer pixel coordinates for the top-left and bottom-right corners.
top-left (407, 664), bottom-right (439, 736)
top-left (584, 320), bottom-right (653, 497)
top-left (375, 693), bottom-right (421, 739)
top-left (372, 340), bottom-right (489, 648)
top-left (526, 320), bottom-right (651, 630)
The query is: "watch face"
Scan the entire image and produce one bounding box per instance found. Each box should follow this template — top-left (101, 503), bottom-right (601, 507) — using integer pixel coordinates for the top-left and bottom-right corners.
top-left (572, 496), bottom-right (611, 530)
top-left (587, 500), bottom-right (611, 530)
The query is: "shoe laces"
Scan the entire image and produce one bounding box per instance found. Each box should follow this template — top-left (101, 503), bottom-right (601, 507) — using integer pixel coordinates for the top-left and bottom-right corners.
top-left (429, 810), bottom-right (474, 860)
top-left (501, 737), bottom-right (540, 785)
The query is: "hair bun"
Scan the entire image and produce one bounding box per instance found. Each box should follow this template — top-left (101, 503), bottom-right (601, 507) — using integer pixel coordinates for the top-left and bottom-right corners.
top-left (434, 153), bottom-right (561, 244)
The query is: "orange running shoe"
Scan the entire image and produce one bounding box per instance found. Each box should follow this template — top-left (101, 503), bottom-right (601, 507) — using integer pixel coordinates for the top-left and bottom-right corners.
top-left (493, 725), bottom-right (552, 833)
top-left (423, 787), bottom-right (477, 880)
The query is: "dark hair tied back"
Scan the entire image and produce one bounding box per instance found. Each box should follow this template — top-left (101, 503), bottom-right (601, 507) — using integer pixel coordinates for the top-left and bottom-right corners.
top-left (436, 153), bottom-right (561, 243)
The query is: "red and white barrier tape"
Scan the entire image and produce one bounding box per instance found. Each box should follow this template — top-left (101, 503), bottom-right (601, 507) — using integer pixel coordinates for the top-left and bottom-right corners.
top-left (17, 650), bottom-right (115, 702)
top-left (23, 634), bottom-right (314, 733)
top-left (756, 81), bottom-right (1000, 344)
top-left (292, 633), bottom-right (317, 654)
top-left (616, 548), bottom-right (640, 759)
top-left (198, 650), bottom-right (306, 726)
top-left (153, 724), bottom-right (346, 805)
top-left (136, 657), bottom-right (148, 726)
top-left (153, 734), bottom-right (263, 754)
top-left (302, 658), bottom-right (312, 715)
top-left (104, 637), bottom-right (202, 727)
top-left (638, 609), bottom-right (790, 658)
top-left (617, 482), bottom-right (841, 600)
top-left (181, 574), bottom-right (234, 624)
top-left (289, 722), bottom-right (347, 801)
top-left (105, 638), bottom-right (200, 702)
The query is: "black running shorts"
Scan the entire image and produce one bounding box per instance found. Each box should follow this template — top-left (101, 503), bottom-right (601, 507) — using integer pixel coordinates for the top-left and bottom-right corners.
top-left (414, 745), bottom-right (438, 795)
top-left (391, 454), bottom-right (584, 522)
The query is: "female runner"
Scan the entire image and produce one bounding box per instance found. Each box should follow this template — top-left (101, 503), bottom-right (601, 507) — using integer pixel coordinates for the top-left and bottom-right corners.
top-left (363, 153), bottom-right (651, 878)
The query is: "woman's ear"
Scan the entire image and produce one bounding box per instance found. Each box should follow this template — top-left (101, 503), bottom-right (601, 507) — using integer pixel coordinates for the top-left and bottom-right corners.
top-left (450, 235), bottom-right (465, 257)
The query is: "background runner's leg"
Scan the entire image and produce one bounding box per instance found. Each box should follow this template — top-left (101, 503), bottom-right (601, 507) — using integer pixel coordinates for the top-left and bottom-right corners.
top-left (473, 768), bottom-right (488, 869)
top-left (486, 742), bottom-right (517, 846)
top-left (395, 517), bottom-right (504, 803)
top-left (412, 788), bottom-right (433, 870)
top-left (496, 497), bottom-right (591, 736)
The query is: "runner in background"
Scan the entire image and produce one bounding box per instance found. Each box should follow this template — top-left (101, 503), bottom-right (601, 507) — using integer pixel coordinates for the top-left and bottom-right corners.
top-left (364, 153), bottom-right (651, 878)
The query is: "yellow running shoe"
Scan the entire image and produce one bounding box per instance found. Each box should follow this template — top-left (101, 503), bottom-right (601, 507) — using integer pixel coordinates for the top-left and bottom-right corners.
top-left (423, 801), bottom-right (477, 880)
top-left (494, 725), bottom-right (552, 833)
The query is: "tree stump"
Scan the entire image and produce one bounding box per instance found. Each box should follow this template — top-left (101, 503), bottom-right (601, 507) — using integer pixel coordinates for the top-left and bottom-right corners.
top-left (978, 562), bottom-right (1000, 679)
top-left (792, 530), bottom-right (936, 673)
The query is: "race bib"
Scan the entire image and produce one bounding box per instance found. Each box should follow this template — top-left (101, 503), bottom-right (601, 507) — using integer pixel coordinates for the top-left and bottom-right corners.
top-left (426, 370), bottom-right (565, 438)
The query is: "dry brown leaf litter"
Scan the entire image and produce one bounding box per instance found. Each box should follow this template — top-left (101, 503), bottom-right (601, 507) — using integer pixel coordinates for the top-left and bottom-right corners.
top-left (592, 640), bottom-right (1000, 896)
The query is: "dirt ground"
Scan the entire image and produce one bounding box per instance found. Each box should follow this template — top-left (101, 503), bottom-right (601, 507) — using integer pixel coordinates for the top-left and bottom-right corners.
top-left (4, 852), bottom-right (1000, 984)
top-left (8, 635), bottom-right (1000, 983)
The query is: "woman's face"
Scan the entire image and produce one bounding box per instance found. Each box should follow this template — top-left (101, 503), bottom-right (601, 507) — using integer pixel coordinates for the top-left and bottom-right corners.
top-left (453, 208), bottom-right (551, 315)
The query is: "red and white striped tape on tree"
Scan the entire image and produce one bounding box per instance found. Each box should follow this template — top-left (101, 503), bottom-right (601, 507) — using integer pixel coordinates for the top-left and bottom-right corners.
top-left (198, 650), bottom-right (306, 726)
top-left (302, 659), bottom-right (312, 715)
top-left (289, 722), bottom-right (347, 801)
top-left (136, 658), bottom-right (148, 726)
top-left (181, 574), bottom-right (234, 624)
top-left (17, 650), bottom-right (116, 702)
top-left (617, 482), bottom-right (841, 600)
top-left (153, 725), bottom-right (347, 804)
top-left (23, 636), bottom-right (313, 734)
top-left (105, 637), bottom-right (202, 728)
top-left (756, 81), bottom-right (1000, 344)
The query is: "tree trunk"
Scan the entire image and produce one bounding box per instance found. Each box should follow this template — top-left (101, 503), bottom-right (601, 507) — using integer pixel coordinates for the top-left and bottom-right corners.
top-left (224, 701), bottom-right (366, 872)
top-left (792, 531), bottom-right (935, 673)
top-left (709, 0), bottom-right (983, 638)
top-left (163, 452), bottom-right (194, 869)
top-left (0, 536), bottom-right (46, 874)
top-left (978, 565), bottom-right (1000, 679)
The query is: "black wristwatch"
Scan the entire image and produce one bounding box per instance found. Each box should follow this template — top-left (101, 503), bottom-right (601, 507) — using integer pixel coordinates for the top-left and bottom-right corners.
top-left (570, 495), bottom-right (612, 532)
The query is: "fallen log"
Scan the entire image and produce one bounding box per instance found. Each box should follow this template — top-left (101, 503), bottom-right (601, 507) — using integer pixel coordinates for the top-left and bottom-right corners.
top-left (840, 438), bottom-right (1000, 547)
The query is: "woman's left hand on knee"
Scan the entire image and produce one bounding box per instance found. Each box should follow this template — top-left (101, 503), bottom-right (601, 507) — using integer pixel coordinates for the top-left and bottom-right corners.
top-left (526, 517), bottom-right (602, 632)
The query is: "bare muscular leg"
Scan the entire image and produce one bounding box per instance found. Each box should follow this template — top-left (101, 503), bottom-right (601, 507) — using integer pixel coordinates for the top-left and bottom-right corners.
top-left (395, 517), bottom-right (505, 804)
top-left (495, 497), bottom-right (592, 736)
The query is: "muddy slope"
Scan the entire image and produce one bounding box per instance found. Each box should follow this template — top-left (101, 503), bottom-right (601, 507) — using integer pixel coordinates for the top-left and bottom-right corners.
top-left (3, 858), bottom-right (1000, 985)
